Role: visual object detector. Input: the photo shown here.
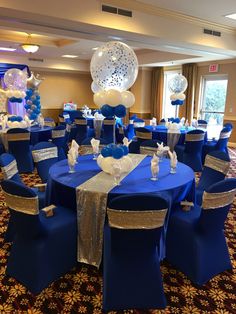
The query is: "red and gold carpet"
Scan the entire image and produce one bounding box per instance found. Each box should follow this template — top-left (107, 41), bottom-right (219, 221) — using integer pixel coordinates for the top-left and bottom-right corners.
top-left (0, 149), bottom-right (235, 314)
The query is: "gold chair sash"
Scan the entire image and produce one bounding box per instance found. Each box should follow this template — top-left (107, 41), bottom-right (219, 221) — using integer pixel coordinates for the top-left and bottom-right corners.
top-left (2, 160), bottom-right (18, 179)
top-left (44, 121), bottom-right (56, 127)
top-left (220, 130), bottom-right (231, 139)
top-left (107, 208), bottom-right (167, 229)
top-left (185, 133), bottom-right (205, 142)
top-left (103, 120), bottom-right (115, 125)
top-left (119, 127), bottom-right (124, 134)
top-left (3, 191), bottom-right (39, 215)
top-left (75, 119), bottom-right (87, 125)
top-left (136, 131), bottom-right (152, 140)
top-left (52, 129), bottom-right (65, 138)
top-left (7, 133), bottom-right (30, 142)
top-left (202, 188), bottom-right (236, 210)
top-left (204, 154), bottom-right (230, 175)
top-left (32, 147), bottom-right (58, 162)
top-left (198, 124), bottom-right (207, 129)
top-left (140, 146), bottom-right (157, 156)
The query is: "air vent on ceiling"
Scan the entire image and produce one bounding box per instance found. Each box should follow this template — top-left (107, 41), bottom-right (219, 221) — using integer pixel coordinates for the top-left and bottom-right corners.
top-left (102, 4), bottom-right (132, 17)
top-left (28, 57), bottom-right (44, 62)
top-left (203, 28), bottom-right (221, 37)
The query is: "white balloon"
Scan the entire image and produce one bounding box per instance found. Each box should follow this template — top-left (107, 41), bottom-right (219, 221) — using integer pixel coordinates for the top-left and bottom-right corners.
top-left (91, 81), bottom-right (101, 93)
top-left (93, 91), bottom-right (107, 107)
top-left (170, 94), bottom-right (177, 101)
top-left (106, 89), bottom-right (122, 107)
top-left (90, 41), bottom-right (138, 91)
top-left (97, 154), bottom-right (133, 174)
top-left (168, 74), bottom-right (188, 94)
top-left (121, 91), bottom-right (135, 108)
top-left (178, 93), bottom-right (186, 100)
top-left (4, 68), bottom-right (27, 91)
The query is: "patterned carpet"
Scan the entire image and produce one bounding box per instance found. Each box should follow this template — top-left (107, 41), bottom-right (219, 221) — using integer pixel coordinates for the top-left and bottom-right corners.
top-left (0, 149), bottom-right (236, 314)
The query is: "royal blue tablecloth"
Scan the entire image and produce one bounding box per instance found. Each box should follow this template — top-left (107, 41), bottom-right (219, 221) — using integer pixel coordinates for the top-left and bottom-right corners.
top-left (46, 154), bottom-right (195, 211)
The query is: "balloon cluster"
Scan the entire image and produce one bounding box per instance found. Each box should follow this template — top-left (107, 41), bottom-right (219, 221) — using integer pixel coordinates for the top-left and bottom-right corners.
top-left (101, 143), bottom-right (129, 160)
top-left (168, 74), bottom-right (188, 106)
top-left (1, 69), bottom-right (27, 111)
top-left (90, 41), bottom-right (138, 118)
top-left (24, 72), bottom-right (43, 120)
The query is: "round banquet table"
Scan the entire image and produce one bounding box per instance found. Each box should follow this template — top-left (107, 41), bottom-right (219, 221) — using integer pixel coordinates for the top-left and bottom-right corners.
top-left (46, 154), bottom-right (195, 211)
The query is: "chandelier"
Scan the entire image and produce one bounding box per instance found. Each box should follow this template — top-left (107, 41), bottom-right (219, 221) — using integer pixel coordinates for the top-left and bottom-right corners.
top-left (21, 34), bottom-right (40, 53)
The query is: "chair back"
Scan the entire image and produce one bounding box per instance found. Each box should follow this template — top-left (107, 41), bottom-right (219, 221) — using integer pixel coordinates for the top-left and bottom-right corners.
top-left (197, 119), bottom-right (208, 129)
top-left (32, 142), bottom-right (58, 183)
top-left (102, 118), bottom-right (115, 143)
top-left (51, 125), bottom-right (67, 160)
top-left (1, 180), bottom-right (42, 238)
top-left (44, 117), bottom-right (56, 127)
top-left (223, 123), bottom-right (233, 130)
top-left (198, 151), bottom-right (230, 191)
top-left (7, 128), bottom-right (34, 173)
top-left (140, 139), bottom-right (161, 156)
top-left (216, 127), bottom-right (232, 151)
top-left (0, 153), bottom-right (21, 182)
top-left (135, 127), bottom-right (152, 142)
top-left (74, 117), bottom-right (88, 144)
top-left (199, 178), bottom-right (236, 232)
top-left (80, 137), bottom-right (108, 155)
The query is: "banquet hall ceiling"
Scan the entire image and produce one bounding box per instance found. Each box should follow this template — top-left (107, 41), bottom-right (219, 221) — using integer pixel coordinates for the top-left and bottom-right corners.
top-left (0, 0), bottom-right (236, 72)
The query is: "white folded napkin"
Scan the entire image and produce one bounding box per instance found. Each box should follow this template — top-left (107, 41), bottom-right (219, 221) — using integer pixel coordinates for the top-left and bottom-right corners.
top-left (192, 119), bottom-right (198, 128)
top-left (180, 117), bottom-right (185, 124)
top-left (123, 137), bottom-right (131, 147)
top-left (90, 138), bottom-right (100, 153)
top-left (167, 122), bottom-right (181, 133)
top-left (185, 120), bottom-right (189, 128)
top-left (94, 112), bottom-right (104, 120)
top-left (168, 150), bottom-right (178, 168)
top-left (157, 142), bottom-right (170, 153)
top-left (68, 147), bottom-right (77, 163)
top-left (71, 140), bottom-right (79, 158)
top-left (151, 154), bottom-right (159, 175)
top-left (150, 117), bottom-right (157, 126)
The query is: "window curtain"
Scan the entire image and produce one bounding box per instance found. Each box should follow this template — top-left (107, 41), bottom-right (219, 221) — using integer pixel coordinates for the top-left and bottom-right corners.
top-left (179, 63), bottom-right (198, 123)
top-left (150, 67), bottom-right (164, 122)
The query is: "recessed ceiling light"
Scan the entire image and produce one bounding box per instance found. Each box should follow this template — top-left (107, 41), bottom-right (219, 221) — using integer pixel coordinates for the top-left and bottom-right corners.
top-left (0, 47), bottom-right (16, 52)
top-left (62, 54), bottom-right (78, 58)
top-left (225, 13), bottom-right (236, 20)
top-left (92, 47), bottom-right (98, 50)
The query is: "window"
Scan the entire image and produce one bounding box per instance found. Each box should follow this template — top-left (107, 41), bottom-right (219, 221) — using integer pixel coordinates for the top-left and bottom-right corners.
top-left (162, 70), bottom-right (181, 119)
top-left (199, 75), bottom-right (228, 139)
top-left (200, 75), bottom-right (228, 125)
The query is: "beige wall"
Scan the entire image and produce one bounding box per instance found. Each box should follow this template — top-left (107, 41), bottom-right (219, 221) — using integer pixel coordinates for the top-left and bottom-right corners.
top-left (36, 70), bottom-right (94, 110)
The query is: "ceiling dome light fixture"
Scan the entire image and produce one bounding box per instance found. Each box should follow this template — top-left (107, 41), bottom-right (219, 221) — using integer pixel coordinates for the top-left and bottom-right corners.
top-left (21, 34), bottom-right (40, 53)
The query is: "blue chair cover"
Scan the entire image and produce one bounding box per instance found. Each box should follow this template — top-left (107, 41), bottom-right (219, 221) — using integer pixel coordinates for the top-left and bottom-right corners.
top-left (223, 122), bottom-right (233, 130)
top-left (196, 151), bottom-right (230, 205)
top-left (168, 117), bottom-right (174, 122)
top-left (1, 179), bottom-right (77, 294)
top-left (166, 178), bottom-right (236, 285)
top-left (202, 127), bottom-right (232, 163)
top-left (130, 127), bottom-right (152, 154)
top-left (115, 124), bottom-right (125, 143)
top-left (51, 125), bottom-right (67, 160)
top-left (74, 117), bottom-right (88, 144)
top-left (32, 142), bottom-right (58, 183)
top-left (7, 128), bottom-right (34, 173)
top-left (103, 194), bottom-right (168, 311)
top-left (173, 118), bottom-right (180, 123)
top-left (140, 139), bottom-right (162, 155)
top-left (175, 129), bottom-right (205, 172)
top-left (0, 153), bottom-right (46, 241)
top-left (44, 117), bottom-right (56, 127)
top-left (102, 118), bottom-right (115, 144)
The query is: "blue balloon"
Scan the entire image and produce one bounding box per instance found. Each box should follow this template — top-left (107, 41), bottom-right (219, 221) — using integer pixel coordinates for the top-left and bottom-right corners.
top-left (120, 145), bottom-right (129, 155)
top-left (24, 104), bottom-right (30, 110)
top-left (9, 97), bottom-right (22, 103)
top-left (114, 104), bottom-right (126, 118)
top-left (112, 147), bottom-right (124, 159)
top-left (101, 147), bottom-right (112, 158)
top-left (30, 113), bottom-right (37, 120)
top-left (101, 104), bottom-right (114, 117)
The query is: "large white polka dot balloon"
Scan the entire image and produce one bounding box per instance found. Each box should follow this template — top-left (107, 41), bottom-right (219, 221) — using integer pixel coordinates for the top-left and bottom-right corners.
top-left (90, 41), bottom-right (138, 92)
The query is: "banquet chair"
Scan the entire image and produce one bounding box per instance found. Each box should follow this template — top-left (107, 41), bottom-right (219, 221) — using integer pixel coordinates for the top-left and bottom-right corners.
top-left (44, 117), bottom-right (56, 127)
top-left (197, 119), bottom-right (208, 129)
top-left (103, 194), bottom-right (168, 311)
top-left (166, 178), bottom-right (236, 285)
top-left (173, 117), bottom-right (180, 123)
top-left (51, 125), bottom-right (67, 160)
top-left (129, 127), bottom-right (152, 154)
top-left (159, 118), bottom-right (166, 125)
top-left (133, 117), bottom-right (145, 128)
top-left (0, 153), bottom-right (47, 241)
top-left (175, 129), bottom-right (205, 172)
top-left (74, 117), bottom-right (88, 144)
top-left (102, 118), bottom-right (115, 143)
top-left (1, 179), bottom-right (77, 294)
top-left (32, 142), bottom-right (58, 183)
top-left (7, 128), bottom-right (34, 173)
top-left (124, 123), bottom-right (135, 140)
top-left (223, 122), bottom-right (233, 130)
top-left (115, 124), bottom-right (125, 143)
top-left (196, 150), bottom-right (230, 206)
top-left (202, 126), bottom-right (232, 163)
top-left (140, 139), bottom-right (162, 156)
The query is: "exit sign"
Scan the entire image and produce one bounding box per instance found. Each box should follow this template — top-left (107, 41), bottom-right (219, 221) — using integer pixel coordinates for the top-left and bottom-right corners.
top-left (209, 64), bottom-right (219, 73)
